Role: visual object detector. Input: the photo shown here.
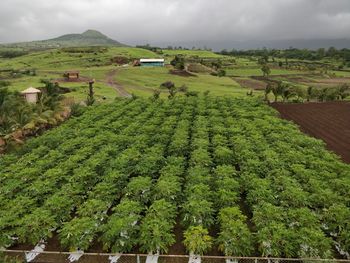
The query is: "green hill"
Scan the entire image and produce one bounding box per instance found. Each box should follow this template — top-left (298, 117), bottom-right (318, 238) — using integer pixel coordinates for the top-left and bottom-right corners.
top-left (1, 30), bottom-right (126, 49)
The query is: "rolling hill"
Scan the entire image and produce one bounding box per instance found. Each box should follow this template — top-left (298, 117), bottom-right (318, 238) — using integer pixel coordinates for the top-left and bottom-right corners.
top-left (0, 30), bottom-right (126, 49)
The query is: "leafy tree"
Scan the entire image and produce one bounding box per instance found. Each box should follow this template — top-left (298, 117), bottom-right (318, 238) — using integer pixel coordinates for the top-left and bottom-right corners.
top-left (281, 84), bottom-right (292, 102)
top-left (306, 86), bottom-right (314, 102)
top-left (261, 64), bottom-right (271, 77)
top-left (160, 81), bottom-right (177, 99)
top-left (170, 55), bottom-right (185, 70)
top-left (264, 83), bottom-right (273, 101)
top-left (183, 226), bottom-right (212, 255)
top-left (338, 83), bottom-right (349, 100)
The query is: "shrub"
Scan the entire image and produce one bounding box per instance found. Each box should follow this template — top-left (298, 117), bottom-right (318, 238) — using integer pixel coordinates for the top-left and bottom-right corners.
top-left (70, 103), bottom-right (86, 117)
top-left (185, 91), bottom-right (199, 97)
top-left (152, 89), bottom-right (161, 100)
top-left (160, 81), bottom-right (175, 89)
top-left (217, 69), bottom-right (226, 77)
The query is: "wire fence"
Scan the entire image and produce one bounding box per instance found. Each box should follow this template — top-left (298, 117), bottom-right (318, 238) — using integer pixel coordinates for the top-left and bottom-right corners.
top-left (1, 250), bottom-right (350, 263)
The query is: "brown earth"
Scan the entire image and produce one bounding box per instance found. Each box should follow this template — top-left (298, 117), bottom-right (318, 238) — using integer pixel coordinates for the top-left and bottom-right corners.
top-left (271, 102), bottom-right (350, 163)
top-left (301, 77), bottom-right (350, 88)
top-left (233, 77), bottom-right (267, 90)
top-left (269, 74), bottom-right (350, 88)
top-left (314, 77), bottom-right (350, 84)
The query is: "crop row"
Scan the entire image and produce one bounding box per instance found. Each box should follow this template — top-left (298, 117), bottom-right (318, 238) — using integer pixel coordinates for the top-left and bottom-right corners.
top-left (0, 96), bottom-right (349, 258)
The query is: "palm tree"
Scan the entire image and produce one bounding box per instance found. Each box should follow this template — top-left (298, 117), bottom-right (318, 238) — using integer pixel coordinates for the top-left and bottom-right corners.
top-left (338, 84), bottom-right (349, 100)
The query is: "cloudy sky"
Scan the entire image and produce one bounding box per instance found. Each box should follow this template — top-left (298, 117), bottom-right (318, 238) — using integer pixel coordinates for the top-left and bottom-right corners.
top-left (0, 0), bottom-right (350, 48)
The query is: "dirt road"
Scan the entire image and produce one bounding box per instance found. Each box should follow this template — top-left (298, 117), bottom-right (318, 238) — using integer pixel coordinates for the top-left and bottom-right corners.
top-left (104, 69), bottom-right (131, 98)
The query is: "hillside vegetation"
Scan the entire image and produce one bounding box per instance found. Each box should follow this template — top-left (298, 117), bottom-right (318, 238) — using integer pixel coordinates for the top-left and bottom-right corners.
top-left (0, 30), bottom-right (125, 49)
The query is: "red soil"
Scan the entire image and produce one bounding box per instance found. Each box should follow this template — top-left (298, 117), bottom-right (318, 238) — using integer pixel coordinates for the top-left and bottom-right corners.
top-left (271, 102), bottom-right (350, 163)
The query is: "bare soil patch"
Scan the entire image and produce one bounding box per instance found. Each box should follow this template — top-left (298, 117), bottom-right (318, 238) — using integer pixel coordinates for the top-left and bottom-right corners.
top-left (271, 102), bottom-right (350, 163)
top-left (53, 77), bottom-right (92, 83)
top-left (233, 77), bottom-right (267, 90)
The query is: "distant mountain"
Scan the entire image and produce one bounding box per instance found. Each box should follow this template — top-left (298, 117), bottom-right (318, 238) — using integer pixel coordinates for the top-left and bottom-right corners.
top-left (1, 30), bottom-right (125, 49)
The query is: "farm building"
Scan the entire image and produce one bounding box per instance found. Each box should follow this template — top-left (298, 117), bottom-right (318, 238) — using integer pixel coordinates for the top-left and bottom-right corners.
top-left (140, 58), bottom-right (164, 67)
top-left (64, 71), bottom-right (80, 80)
top-left (21, 87), bottom-right (41, 103)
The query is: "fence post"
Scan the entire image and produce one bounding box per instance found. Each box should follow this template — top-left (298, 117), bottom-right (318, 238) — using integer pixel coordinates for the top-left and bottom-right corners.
top-left (137, 254), bottom-right (140, 263)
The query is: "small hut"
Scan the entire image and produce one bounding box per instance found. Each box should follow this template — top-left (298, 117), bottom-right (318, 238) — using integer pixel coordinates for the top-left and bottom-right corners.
top-left (64, 71), bottom-right (80, 80)
top-left (21, 87), bottom-right (41, 103)
top-left (140, 59), bottom-right (165, 67)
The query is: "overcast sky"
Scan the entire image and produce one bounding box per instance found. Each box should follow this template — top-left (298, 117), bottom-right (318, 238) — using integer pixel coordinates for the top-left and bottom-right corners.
top-left (0, 0), bottom-right (350, 47)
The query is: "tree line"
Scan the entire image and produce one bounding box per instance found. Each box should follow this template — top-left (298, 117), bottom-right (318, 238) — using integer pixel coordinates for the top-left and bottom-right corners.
top-left (220, 47), bottom-right (350, 65)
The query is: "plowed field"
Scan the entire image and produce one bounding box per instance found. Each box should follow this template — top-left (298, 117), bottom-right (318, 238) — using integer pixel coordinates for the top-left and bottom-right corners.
top-left (272, 102), bottom-right (350, 163)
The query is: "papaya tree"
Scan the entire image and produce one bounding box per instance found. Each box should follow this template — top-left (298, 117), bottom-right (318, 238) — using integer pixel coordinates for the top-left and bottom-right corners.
top-left (183, 226), bottom-right (212, 255)
top-left (139, 199), bottom-right (176, 253)
top-left (100, 199), bottom-right (143, 253)
top-left (217, 207), bottom-right (254, 256)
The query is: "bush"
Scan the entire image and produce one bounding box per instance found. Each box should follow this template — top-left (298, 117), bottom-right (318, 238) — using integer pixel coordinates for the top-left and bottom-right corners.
top-left (217, 69), bottom-right (226, 77)
top-left (160, 81), bottom-right (175, 89)
top-left (185, 91), bottom-right (199, 97)
top-left (70, 103), bottom-right (86, 117)
top-left (178, 84), bottom-right (188, 92)
top-left (203, 90), bottom-right (210, 96)
top-left (152, 89), bottom-right (161, 99)
top-left (0, 50), bottom-right (28, 58)
top-left (170, 55), bottom-right (185, 70)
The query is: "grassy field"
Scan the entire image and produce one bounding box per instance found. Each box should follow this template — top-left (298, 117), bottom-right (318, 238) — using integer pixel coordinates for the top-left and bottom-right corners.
top-left (0, 47), bottom-right (158, 70)
top-left (115, 66), bottom-right (249, 97)
top-left (1, 46), bottom-right (349, 103)
top-left (162, 49), bottom-right (224, 58)
top-left (225, 67), bottom-right (305, 77)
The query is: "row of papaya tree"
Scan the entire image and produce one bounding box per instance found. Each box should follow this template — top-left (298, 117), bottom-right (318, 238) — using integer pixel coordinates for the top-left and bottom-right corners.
top-left (222, 97), bottom-right (350, 257)
top-left (1, 96), bottom-right (349, 259)
top-left (0, 98), bottom-right (158, 247)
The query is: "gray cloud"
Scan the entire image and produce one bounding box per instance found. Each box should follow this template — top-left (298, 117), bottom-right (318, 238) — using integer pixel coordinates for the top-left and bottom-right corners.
top-left (0, 0), bottom-right (349, 48)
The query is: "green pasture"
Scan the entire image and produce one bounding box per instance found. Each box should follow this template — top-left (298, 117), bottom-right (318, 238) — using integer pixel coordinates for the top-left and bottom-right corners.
top-left (115, 66), bottom-right (250, 97)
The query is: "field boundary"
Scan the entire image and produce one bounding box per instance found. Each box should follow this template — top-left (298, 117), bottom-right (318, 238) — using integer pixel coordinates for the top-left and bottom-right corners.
top-left (2, 249), bottom-right (350, 263)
